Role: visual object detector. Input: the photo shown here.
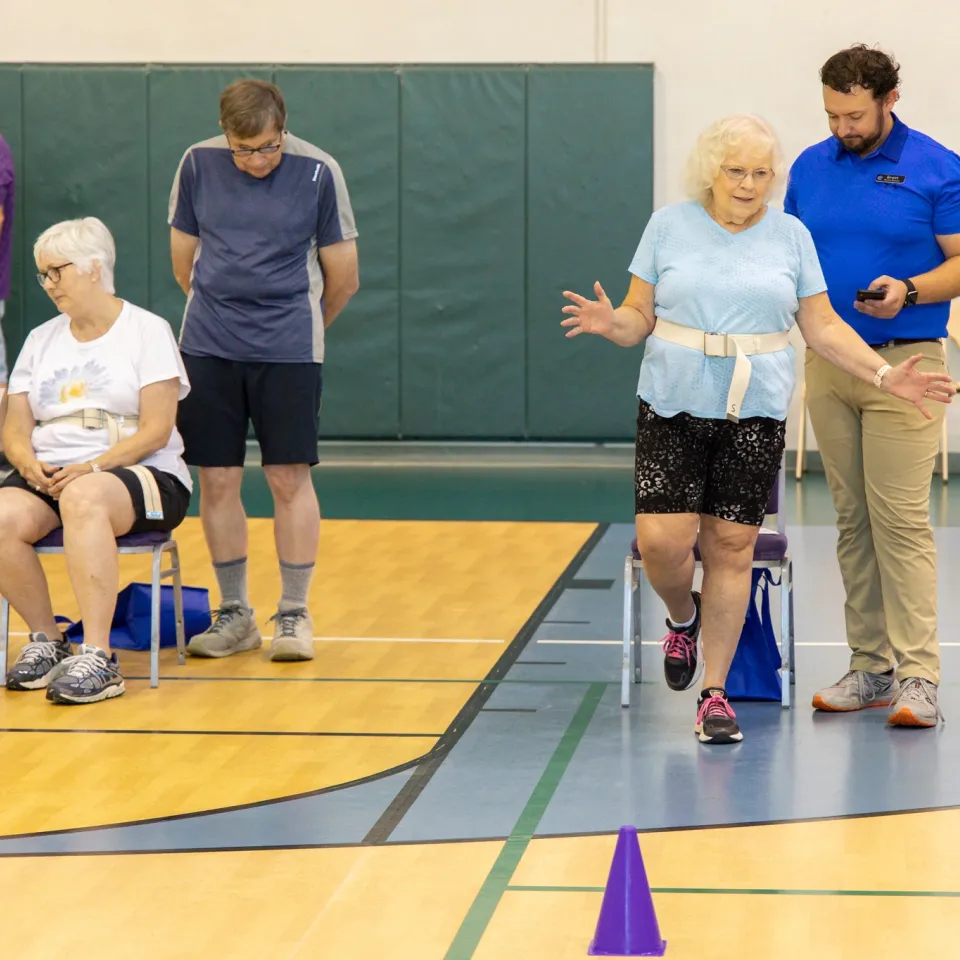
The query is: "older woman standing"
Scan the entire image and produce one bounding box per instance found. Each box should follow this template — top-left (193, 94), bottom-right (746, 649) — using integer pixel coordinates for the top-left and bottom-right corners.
top-left (1, 217), bottom-right (191, 704)
top-left (562, 115), bottom-right (953, 745)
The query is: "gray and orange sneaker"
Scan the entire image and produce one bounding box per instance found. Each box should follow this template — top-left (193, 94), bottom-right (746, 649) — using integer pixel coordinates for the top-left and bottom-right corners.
top-left (661, 591), bottom-right (702, 691)
top-left (812, 669), bottom-right (898, 712)
top-left (888, 677), bottom-right (943, 728)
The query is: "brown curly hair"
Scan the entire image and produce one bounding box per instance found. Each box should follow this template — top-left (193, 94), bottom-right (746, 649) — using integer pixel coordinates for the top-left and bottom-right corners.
top-left (820, 44), bottom-right (900, 100)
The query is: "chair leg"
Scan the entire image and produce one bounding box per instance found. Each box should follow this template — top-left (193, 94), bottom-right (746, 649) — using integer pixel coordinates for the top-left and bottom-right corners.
top-left (170, 543), bottom-right (186, 667)
top-left (788, 559), bottom-right (796, 686)
top-left (633, 563), bottom-right (643, 685)
top-left (0, 595), bottom-right (9, 679)
top-left (150, 547), bottom-right (162, 689)
top-left (795, 383), bottom-right (807, 481)
top-left (780, 560), bottom-right (791, 709)
top-left (622, 556), bottom-right (633, 707)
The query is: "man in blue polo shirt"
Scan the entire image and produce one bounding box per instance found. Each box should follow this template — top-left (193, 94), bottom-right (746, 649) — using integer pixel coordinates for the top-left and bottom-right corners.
top-left (785, 44), bottom-right (960, 727)
top-left (168, 79), bottom-right (359, 662)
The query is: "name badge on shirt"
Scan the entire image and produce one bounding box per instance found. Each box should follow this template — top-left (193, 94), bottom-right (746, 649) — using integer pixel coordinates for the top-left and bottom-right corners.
top-left (876, 174), bottom-right (906, 184)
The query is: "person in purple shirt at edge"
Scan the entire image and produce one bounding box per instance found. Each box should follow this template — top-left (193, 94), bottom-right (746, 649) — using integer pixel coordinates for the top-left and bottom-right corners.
top-left (0, 132), bottom-right (15, 472)
top-left (168, 79), bottom-right (359, 663)
top-left (0, 133), bottom-right (14, 400)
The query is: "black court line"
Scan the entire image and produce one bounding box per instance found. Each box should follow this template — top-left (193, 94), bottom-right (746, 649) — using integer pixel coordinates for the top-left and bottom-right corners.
top-left (361, 523), bottom-right (609, 845)
top-left (541, 620), bottom-right (590, 625)
top-left (0, 524), bottom-right (608, 848)
top-left (0, 727), bottom-right (441, 739)
top-left (5, 802), bottom-right (960, 859)
top-left (566, 578), bottom-right (615, 590)
top-left (122, 675), bottom-right (482, 683)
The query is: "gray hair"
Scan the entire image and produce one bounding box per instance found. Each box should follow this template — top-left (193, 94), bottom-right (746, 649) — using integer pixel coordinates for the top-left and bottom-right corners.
top-left (683, 114), bottom-right (786, 206)
top-left (33, 217), bottom-right (117, 294)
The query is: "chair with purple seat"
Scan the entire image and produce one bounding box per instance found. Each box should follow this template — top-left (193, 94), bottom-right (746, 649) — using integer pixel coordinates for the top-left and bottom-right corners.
top-left (0, 529), bottom-right (186, 689)
top-left (621, 459), bottom-right (795, 708)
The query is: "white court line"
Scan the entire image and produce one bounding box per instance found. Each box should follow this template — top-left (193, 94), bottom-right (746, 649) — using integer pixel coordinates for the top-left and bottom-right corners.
top-left (316, 636), bottom-right (504, 644)
top-left (537, 639), bottom-right (960, 648)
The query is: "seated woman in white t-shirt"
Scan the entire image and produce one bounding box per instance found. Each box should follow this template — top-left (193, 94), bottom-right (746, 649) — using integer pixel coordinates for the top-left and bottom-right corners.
top-left (0, 217), bottom-right (192, 705)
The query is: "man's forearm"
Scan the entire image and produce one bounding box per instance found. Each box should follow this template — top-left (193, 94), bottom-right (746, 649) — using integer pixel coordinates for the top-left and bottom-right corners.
top-left (912, 255), bottom-right (960, 305)
top-left (322, 281), bottom-right (359, 328)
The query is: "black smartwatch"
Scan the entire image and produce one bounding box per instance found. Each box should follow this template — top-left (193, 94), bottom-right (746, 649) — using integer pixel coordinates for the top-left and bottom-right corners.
top-left (902, 278), bottom-right (919, 307)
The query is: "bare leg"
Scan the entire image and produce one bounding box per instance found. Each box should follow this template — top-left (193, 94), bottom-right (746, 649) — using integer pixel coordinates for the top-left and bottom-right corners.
top-left (58, 473), bottom-right (136, 648)
top-left (263, 464), bottom-right (320, 566)
top-left (198, 467), bottom-right (247, 563)
top-left (635, 513), bottom-right (700, 623)
top-left (696, 515), bottom-right (761, 689)
top-left (0, 488), bottom-right (61, 637)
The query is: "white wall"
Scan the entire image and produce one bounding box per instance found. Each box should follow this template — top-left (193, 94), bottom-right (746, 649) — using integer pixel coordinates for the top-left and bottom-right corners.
top-left (3, 0), bottom-right (959, 453)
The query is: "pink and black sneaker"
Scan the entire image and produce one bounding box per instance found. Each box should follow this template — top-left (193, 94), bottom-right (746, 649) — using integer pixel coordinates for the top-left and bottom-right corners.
top-left (695, 688), bottom-right (743, 744)
top-left (661, 591), bottom-right (702, 691)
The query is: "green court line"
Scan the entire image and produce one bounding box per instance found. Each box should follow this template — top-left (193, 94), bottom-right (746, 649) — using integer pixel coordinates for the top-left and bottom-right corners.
top-left (443, 682), bottom-right (606, 960)
top-left (505, 884), bottom-right (960, 898)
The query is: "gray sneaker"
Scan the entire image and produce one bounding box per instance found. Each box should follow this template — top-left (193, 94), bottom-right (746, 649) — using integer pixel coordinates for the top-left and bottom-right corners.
top-left (187, 602), bottom-right (262, 658)
top-left (269, 607), bottom-right (315, 661)
top-left (888, 677), bottom-right (943, 728)
top-left (812, 669), bottom-right (898, 712)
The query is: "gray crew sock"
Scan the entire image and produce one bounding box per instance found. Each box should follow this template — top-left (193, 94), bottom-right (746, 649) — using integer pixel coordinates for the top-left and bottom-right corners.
top-left (214, 557), bottom-right (248, 607)
top-left (279, 561), bottom-right (314, 612)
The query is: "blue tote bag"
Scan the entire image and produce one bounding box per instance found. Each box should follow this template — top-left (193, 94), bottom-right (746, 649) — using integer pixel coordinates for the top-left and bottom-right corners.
top-left (63, 582), bottom-right (212, 651)
top-left (725, 568), bottom-right (783, 702)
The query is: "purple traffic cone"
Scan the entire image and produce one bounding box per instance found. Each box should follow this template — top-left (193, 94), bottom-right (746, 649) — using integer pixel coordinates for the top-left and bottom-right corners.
top-left (588, 826), bottom-right (666, 957)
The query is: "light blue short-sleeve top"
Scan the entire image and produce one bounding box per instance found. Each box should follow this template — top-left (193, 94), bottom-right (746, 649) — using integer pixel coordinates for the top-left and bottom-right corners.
top-left (628, 201), bottom-right (828, 421)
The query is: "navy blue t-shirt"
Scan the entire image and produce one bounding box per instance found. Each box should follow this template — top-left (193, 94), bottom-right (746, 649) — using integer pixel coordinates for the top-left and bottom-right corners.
top-left (168, 133), bottom-right (358, 363)
top-left (784, 115), bottom-right (960, 344)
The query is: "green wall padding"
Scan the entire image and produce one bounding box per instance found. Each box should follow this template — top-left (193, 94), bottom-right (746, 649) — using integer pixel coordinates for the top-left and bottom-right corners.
top-left (147, 67), bottom-right (273, 335)
top-left (399, 69), bottom-right (527, 438)
top-left (526, 67), bottom-right (654, 439)
top-left (21, 68), bottom-right (150, 333)
top-left (0, 67), bottom-right (24, 361)
top-left (277, 67), bottom-right (401, 438)
top-left (1, 63), bottom-right (654, 440)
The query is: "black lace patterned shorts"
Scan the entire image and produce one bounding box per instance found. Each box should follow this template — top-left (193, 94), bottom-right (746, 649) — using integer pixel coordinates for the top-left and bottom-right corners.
top-left (634, 399), bottom-right (786, 526)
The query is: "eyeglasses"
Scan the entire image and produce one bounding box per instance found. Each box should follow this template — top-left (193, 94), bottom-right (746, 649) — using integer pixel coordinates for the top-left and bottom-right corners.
top-left (36, 262), bottom-right (73, 287)
top-left (721, 166), bottom-right (775, 183)
top-left (227, 133), bottom-right (285, 158)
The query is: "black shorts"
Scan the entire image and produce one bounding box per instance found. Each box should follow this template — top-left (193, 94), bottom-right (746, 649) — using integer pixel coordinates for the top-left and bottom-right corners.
top-left (634, 399), bottom-right (786, 526)
top-left (177, 354), bottom-right (323, 468)
top-left (1, 466), bottom-right (191, 534)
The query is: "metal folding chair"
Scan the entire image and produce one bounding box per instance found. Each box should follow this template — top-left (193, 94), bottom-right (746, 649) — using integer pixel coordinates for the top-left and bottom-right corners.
top-left (621, 462), bottom-right (795, 707)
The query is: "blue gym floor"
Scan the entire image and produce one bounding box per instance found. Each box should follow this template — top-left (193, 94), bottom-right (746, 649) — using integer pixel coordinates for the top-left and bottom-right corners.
top-left (3, 478), bottom-right (958, 858)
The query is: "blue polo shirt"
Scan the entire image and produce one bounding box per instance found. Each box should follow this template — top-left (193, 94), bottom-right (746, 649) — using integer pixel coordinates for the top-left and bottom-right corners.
top-left (784, 115), bottom-right (960, 344)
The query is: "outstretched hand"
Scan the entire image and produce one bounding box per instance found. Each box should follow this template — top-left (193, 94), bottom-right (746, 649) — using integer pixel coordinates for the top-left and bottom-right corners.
top-left (881, 353), bottom-right (955, 419)
top-left (561, 282), bottom-right (616, 338)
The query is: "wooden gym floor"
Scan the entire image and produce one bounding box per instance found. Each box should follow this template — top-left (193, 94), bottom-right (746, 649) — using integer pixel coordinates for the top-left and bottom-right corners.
top-left (2, 477), bottom-right (960, 958)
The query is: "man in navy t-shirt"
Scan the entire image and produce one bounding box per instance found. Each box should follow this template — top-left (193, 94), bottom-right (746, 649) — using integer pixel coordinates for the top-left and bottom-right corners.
top-left (168, 79), bottom-right (359, 662)
top-left (786, 45), bottom-right (960, 727)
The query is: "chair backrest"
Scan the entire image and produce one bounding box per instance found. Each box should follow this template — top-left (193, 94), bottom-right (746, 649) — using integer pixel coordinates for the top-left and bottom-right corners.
top-left (763, 458), bottom-right (786, 535)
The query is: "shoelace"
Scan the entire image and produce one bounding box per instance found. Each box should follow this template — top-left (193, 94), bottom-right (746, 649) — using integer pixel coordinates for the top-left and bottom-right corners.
top-left (662, 630), bottom-right (695, 663)
top-left (17, 640), bottom-right (60, 664)
top-left (894, 677), bottom-right (945, 722)
top-left (208, 607), bottom-right (242, 634)
top-left (269, 608), bottom-right (307, 639)
top-left (834, 670), bottom-right (886, 705)
top-left (58, 650), bottom-right (107, 679)
top-left (697, 693), bottom-right (735, 724)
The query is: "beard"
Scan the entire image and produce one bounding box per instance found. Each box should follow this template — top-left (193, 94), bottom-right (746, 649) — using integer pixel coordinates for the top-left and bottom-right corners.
top-left (835, 105), bottom-right (886, 156)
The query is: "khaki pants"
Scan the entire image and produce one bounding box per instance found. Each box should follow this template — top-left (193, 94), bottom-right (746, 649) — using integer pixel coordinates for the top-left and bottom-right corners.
top-left (804, 341), bottom-right (947, 684)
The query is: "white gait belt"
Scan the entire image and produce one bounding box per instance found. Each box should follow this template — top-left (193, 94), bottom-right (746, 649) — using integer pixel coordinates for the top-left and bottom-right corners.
top-left (650, 318), bottom-right (791, 422)
top-left (37, 408), bottom-right (164, 519)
